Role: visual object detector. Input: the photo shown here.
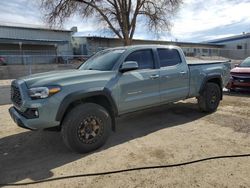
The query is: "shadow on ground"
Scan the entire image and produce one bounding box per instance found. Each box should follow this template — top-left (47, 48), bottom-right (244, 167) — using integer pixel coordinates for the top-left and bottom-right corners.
top-left (0, 102), bottom-right (207, 184)
top-left (223, 90), bottom-right (250, 98)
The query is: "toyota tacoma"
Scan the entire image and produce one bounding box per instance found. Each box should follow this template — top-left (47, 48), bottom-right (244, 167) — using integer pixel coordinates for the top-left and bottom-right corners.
top-left (9, 45), bottom-right (231, 153)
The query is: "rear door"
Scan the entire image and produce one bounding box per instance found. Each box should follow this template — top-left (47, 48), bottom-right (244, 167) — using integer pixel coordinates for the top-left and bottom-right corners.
top-left (157, 48), bottom-right (189, 102)
top-left (117, 49), bottom-right (160, 114)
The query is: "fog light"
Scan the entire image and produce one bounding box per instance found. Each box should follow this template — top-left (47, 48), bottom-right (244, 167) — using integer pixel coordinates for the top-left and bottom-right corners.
top-left (24, 108), bottom-right (39, 119)
top-left (34, 110), bottom-right (39, 117)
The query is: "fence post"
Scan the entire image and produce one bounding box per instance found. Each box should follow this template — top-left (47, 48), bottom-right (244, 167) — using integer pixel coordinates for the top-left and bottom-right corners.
top-left (29, 56), bottom-right (32, 75)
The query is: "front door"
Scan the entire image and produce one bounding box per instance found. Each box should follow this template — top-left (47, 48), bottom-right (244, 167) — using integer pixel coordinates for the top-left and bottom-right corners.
top-left (117, 49), bottom-right (160, 114)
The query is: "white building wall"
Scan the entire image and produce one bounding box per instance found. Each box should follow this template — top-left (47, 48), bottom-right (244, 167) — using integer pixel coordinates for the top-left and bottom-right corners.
top-left (0, 26), bottom-right (71, 41)
top-left (211, 36), bottom-right (250, 59)
top-left (0, 25), bottom-right (74, 64)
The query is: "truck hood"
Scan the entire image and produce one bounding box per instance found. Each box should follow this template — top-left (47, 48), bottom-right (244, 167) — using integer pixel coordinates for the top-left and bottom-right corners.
top-left (231, 67), bottom-right (250, 74)
top-left (21, 69), bottom-right (116, 88)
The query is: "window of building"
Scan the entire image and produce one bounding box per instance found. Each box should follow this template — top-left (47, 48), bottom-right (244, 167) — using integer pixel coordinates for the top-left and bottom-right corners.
top-left (157, 48), bottom-right (182, 67)
top-left (237, 45), bottom-right (242, 50)
top-left (202, 49), bottom-right (208, 53)
top-left (125, 49), bottom-right (154, 69)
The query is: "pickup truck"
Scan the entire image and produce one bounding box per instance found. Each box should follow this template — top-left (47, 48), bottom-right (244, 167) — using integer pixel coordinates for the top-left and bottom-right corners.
top-left (9, 45), bottom-right (231, 153)
top-left (226, 57), bottom-right (250, 91)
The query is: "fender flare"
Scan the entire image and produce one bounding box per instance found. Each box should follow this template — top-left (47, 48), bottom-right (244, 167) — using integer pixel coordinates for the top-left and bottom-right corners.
top-left (55, 88), bottom-right (118, 122)
top-left (199, 74), bottom-right (223, 99)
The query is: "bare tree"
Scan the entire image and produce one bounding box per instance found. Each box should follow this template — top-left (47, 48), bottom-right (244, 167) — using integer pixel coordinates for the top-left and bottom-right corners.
top-left (41, 0), bottom-right (182, 45)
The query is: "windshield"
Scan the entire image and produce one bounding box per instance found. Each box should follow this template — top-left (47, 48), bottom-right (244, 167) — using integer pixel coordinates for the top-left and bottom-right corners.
top-left (79, 49), bottom-right (125, 71)
top-left (239, 57), bottom-right (250, 67)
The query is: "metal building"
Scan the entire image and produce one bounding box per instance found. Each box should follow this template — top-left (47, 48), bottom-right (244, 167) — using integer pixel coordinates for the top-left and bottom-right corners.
top-left (72, 36), bottom-right (223, 58)
top-left (0, 25), bottom-right (74, 64)
top-left (208, 33), bottom-right (250, 59)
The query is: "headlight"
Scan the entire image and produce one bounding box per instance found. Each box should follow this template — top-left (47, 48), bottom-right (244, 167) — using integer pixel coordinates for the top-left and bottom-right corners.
top-left (28, 86), bottom-right (61, 99)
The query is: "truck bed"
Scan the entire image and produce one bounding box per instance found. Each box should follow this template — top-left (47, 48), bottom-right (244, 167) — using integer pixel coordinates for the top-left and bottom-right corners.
top-left (187, 59), bottom-right (231, 65)
top-left (187, 59), bottom-right (231, 98)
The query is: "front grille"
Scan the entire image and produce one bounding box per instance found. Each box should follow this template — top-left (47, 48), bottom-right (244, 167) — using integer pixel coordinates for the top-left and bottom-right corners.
top-left (232, 76), bottom-right (250, 83)
top-left (232, 74), bottom-right (250, 83)
top-left (11, 84), bottom-right (22, 107)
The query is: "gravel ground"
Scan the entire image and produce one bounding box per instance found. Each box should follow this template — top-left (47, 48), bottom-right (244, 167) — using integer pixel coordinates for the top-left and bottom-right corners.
top-left (0, 80), bottom-right (12, 105)
top-left (0, 93), bottom-right (250, 188)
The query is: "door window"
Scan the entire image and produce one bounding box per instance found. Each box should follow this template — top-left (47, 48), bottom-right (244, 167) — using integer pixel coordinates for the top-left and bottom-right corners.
top-left (125, 50), bottom-right (154, 69)
top-left (157, 49), bottom-right (182, 67)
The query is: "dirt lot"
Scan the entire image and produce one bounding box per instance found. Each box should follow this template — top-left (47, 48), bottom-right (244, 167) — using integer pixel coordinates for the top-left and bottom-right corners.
top-left (0, 80), bottom-right (12, 105)
top-left (0, 93), bottom-right (250, 188)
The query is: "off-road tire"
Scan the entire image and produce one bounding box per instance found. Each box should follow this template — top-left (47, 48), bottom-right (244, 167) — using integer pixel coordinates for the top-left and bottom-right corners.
top-left (61, 103), bottom-right (111, 153)
top-left (198, 82), bottom-right (221, 113)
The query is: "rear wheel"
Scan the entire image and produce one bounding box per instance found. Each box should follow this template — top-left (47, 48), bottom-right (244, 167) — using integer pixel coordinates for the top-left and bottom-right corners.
top-left (61, 103), bottom-right (111, 153)
top-left (198, 82), bottom-right (221, 113)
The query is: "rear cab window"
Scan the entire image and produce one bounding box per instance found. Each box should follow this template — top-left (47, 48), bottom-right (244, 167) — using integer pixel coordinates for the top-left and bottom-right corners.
top-left (157, 48), bottom-right (182, 67)
top-left (125, 49), bottom-right (155, 69)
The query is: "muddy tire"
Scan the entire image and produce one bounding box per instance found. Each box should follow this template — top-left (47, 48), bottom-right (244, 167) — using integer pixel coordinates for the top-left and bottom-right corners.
top-left (61, 103), bottom-right (111, 153)
top-left (198, 82), bottom-right (221, 113)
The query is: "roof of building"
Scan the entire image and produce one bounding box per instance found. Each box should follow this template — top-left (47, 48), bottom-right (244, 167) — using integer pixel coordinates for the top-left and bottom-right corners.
top-left (73, 36), bottom-right (223, 48)
top-left (0, 23), bottom-right (72, 32)
top-left (0, 38), bottom-right (69, 44)
top-left (207, 33), bottom-right (250, 44)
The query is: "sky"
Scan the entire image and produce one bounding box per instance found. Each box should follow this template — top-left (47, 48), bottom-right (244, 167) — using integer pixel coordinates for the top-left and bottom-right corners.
top-left (0, 0), bottom-right (250, 42)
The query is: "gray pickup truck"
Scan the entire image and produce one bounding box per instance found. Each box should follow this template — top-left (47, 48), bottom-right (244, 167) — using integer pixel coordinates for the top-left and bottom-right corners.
top-left (9, 45), bottom-right (231, 153)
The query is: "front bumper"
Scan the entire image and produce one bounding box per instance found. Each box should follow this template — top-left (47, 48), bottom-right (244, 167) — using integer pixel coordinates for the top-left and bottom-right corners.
top-left (226, 80), bottom-right (250, 91)
top-left (9, 80), bottom-right (61, 130)
top-left (9, 107), bottom-right (34, 130)
top-left (9, 105), bottom-right (60, 130)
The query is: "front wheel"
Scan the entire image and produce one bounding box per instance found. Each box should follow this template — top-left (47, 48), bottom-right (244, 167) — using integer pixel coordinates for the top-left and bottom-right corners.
top-left (198, 82), bottom-right (221, 113)
top-left (61, 103), bottom-right (111, 153)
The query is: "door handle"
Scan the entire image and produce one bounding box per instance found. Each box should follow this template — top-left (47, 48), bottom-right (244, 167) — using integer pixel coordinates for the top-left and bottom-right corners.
top-left (150, 74), bottom-right (159, 79)
top-left (180, 71), bottom-right (187, 75)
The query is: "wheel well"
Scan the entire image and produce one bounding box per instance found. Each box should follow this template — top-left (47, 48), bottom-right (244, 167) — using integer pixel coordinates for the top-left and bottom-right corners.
top-left (207, 78), bottom-right (221, 88)
top-left (60, 95), bottom-right (116, 131)
top-left (206, 78), bottom-right (223, 99)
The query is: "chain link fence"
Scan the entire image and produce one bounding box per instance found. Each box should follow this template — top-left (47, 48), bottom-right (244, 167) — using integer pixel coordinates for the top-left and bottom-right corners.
top-left (0, 50), bottom-right (89, 79)
top-left (182, 47), bottom-right (250, 60)
top-left (0, 48), bottom-right (249, 79)
top-left (0, 49), bottom-right (89, 65)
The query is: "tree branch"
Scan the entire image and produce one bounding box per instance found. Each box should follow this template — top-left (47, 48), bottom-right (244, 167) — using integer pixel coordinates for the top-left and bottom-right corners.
top-left (41, 0), bottom-right (183, 45)
top-left (75, 0), bottom-right (123, 38)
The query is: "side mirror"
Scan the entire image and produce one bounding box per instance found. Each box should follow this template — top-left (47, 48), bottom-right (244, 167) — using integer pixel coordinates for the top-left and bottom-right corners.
top-left (120, 61), bottom-right (139, 72)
